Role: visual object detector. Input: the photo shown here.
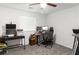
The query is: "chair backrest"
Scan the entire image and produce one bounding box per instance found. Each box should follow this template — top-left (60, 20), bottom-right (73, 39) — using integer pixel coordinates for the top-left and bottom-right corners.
top-left (43, 27), bottom-right (54, 41)
top-left (50, 27), bottom-right (54, 31)
top-left (47, 31), bottom-right (53, 40)
top-left (47, 27), bottom-right (54, 40)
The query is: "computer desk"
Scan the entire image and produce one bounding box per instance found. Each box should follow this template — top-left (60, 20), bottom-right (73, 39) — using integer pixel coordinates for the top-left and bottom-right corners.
top-left (0, 35), bottom-right (26, 49)
top-left (35, 31), bottom-right (44, 45)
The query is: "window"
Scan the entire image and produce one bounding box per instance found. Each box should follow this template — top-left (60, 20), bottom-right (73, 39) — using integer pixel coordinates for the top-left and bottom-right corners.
top-left (17, 16), bottom-right (36, 31)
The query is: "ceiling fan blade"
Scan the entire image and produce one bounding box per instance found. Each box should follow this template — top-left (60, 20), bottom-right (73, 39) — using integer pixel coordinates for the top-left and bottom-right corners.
top-left (47, 3), bottom-right (57, 7)
top-left (29, 3), bottom-right (40, 6)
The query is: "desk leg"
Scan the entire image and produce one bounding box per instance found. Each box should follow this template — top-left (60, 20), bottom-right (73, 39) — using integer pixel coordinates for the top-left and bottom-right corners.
top-left (73, 36), bottom-right (76, 49)
top-left (37, 36), bottom-right (39, 46)
top-left (24, 38), bottom-right (26, 49)
top-left (72, 36), bottom-right (76, 55)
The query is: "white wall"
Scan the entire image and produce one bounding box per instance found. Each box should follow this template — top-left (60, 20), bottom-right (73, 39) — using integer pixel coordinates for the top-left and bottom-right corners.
top-left (47, 5), bottom-right (79, 49)
top-left (0, 5), bottom-right (46, 45)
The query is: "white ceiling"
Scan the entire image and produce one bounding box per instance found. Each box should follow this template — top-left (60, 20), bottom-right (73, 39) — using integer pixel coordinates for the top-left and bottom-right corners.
top-left (0, 3), bottom-right (79, 14)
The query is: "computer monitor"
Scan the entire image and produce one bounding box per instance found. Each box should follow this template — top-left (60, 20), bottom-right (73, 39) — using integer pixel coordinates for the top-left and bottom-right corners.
top-left (6, 24), bottom-right (16, 29)
top-left (42, 26), bottom-right (48, 30)
top-left (6, 24), bottom-right (16, 35)
top-left (36, 26), bottom-right (42, 31)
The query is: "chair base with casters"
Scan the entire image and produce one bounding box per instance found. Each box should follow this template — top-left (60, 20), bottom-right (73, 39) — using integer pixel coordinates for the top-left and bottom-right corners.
top-left (45, 41), bottom-right (53, 48)
top-left (42, 38), bottom-right (54, 48)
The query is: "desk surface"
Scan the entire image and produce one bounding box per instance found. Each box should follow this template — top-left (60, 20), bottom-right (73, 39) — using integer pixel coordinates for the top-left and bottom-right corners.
top-left (35, 31), bottom-right (46, 36)
top-left (72, 34), bottom-right (79, 37)
top-left (0, 36), bottom-right (25, 41)
top-left (35, 33), bottom-right (42, 36)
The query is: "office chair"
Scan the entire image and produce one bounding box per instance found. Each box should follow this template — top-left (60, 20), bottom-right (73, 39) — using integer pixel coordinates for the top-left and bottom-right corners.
top-left (43, 27), bottom-right (54, 48)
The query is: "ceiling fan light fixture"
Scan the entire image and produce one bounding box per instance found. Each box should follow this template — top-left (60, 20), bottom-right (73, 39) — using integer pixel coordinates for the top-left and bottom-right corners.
top-left (40, 3), bottom-right (47, 8)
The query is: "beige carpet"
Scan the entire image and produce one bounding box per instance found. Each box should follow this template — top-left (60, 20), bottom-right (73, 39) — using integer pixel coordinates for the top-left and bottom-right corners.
top-left (5, 44), bottom-right (72, 55)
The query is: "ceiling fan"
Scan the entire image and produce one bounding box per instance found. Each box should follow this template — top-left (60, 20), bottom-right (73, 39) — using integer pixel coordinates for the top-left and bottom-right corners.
top-left (29, 3), bottom-right (57, 9)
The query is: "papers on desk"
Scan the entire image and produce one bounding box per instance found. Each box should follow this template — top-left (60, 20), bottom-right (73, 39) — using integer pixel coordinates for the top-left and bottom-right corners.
top-left (7, 34), bottom-right (14, 37)
top-left (72, 34), bottom-right (79, 37)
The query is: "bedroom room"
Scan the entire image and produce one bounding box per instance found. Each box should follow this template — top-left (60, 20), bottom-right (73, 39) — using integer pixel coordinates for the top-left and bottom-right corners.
top-left (0, 3), bottom-right (79, 55)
